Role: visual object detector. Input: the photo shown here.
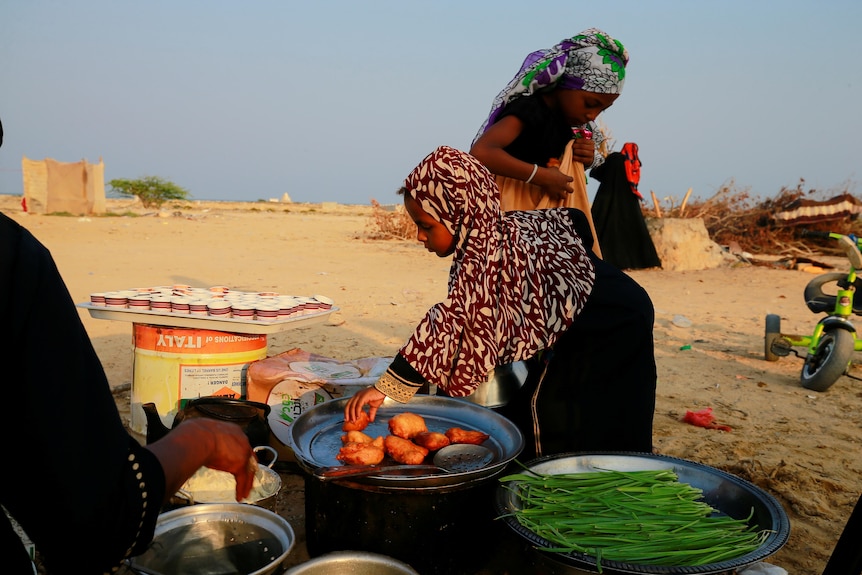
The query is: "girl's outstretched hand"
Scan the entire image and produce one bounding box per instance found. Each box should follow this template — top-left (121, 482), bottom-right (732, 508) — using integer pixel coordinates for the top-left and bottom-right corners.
top-left (345, 386), bottom-right (387, 423)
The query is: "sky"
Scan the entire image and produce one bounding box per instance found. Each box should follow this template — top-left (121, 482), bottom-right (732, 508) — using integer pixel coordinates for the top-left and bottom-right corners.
top-left (1, 1), bottom-right (860, 206)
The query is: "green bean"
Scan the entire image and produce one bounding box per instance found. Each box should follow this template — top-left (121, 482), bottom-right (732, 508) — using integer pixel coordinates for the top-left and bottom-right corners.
top-left (498, 468), bottom-right (770, 571)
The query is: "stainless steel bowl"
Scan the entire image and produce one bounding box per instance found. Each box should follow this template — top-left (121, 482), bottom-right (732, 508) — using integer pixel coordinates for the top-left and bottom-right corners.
top-left (173, 445), bottom-right (282, 511)
top-left (462, 361), bottom-right (529, 408)
top-left (495, 452), bottom-right (790, 575)
top-left (284, 551), bottom-right (420, 575)
top-left (128, 503), bottom-right (296, 575)
top-left (176, 464), bottom-right (282, 510)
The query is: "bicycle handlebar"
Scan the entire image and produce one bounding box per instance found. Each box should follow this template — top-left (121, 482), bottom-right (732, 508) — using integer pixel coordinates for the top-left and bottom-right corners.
top-left (799, 229), bottom-right (862, 268)
top-left (800, 229), bottom-right (834, 239)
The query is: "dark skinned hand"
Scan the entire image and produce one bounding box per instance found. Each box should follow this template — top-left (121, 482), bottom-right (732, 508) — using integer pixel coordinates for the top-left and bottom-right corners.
top-left (537, 165), bottom-right (575, 202)
top-left (344, 385), bottom-right (387, 423)
top-left (571, 137), bottom-right (595, 166)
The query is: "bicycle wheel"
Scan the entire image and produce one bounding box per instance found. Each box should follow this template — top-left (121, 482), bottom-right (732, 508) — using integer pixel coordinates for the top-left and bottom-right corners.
top-left (801, 328), bottom-right (855, 392)
top-left (765, 314), bottom-right (782, 362)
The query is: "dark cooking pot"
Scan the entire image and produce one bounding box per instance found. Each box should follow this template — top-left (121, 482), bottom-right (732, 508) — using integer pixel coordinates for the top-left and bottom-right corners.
top-left (143, 396), bottom-right (272, 448)
top-left (288, 395), bottom-right (525, 575)
top-left (305, 474), bottom-right (498, 575)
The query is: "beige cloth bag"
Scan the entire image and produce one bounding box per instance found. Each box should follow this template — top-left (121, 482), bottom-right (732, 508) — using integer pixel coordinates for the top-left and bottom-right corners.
top-left (495, 140), bottom-right (602, 258)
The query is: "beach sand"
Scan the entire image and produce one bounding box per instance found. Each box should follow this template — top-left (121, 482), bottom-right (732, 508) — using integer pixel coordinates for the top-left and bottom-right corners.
top-left (6, 195), bottom-right (861, 574)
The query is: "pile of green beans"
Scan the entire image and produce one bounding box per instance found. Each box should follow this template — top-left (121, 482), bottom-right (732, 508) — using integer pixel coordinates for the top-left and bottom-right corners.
top-left (499, 468), bottom-right (770, 569)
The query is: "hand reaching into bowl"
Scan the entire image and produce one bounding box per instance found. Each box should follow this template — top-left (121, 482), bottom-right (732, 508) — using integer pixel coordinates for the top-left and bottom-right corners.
top-left (145, 418), bottom-right (256, 503)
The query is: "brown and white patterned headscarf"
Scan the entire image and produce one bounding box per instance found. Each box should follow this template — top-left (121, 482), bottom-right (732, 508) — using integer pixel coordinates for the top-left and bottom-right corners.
top-left (398, 146), bottom-right (595, 396)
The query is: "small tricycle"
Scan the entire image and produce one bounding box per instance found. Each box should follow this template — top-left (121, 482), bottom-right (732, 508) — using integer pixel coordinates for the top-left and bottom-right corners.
top-left (765, 230), bottom-right (862, 391)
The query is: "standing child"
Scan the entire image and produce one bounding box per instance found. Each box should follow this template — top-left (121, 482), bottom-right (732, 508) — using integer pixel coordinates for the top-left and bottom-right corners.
top-left (470, 28), bottom-right (629, 257)
top-left (345, 146), bottom-right (656, 459)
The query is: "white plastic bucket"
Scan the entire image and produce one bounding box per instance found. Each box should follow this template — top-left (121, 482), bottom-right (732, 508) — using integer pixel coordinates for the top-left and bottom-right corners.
top-left (130, 324), bottom-right (268, 434)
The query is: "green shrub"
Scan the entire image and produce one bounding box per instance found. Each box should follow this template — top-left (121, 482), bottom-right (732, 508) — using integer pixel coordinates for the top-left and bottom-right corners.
top-left (108, 176), bottom-right (190, 209)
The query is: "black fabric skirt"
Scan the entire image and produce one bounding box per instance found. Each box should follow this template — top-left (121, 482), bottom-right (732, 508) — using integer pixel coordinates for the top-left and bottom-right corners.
top-left (497, 252), bottom-right (657, 460)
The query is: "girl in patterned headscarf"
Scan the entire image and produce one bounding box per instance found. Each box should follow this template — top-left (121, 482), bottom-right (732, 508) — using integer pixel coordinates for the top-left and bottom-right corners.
top-left (346, 146), bottom-right (657, 458)
top-left (470, 28), bottom-right (629, 258)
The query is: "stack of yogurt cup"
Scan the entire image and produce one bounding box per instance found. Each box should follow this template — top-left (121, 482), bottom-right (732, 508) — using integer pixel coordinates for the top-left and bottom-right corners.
top-left (89, 285), bottom-right (335, 322)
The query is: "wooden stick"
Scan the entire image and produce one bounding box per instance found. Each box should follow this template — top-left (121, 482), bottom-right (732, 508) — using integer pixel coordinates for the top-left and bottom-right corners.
top-left (679, 188), bottom-right (693, 217)
top-left (651, 190), bottom-right (662, 218)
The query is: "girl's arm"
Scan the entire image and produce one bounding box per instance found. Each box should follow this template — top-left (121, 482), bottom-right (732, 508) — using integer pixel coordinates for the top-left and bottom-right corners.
top-left (470, 116), bottom-right (533, 180)
top-left (470, 116), bottom-right (573, 199)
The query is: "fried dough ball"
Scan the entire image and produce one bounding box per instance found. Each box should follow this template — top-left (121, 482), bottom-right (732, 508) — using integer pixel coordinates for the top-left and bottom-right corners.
top-left (384, 435), bottom-right (429, 465)
top-left (342, 410), bottom-right (370, 432)
top-left (413, 431), bottom-right (451, 451)
top-left (341, 430), bottom-right (374, 444)
top-left (336, 436), bottom-right (385, 466)
top-left (445, 427), bottom-right (490, 445)
top-left (388, 412), bottom-right (427, 440)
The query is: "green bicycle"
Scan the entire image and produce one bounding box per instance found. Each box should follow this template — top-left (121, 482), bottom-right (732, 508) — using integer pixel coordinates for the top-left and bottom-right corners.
top-left (765, 230), bottom-right (862, 392)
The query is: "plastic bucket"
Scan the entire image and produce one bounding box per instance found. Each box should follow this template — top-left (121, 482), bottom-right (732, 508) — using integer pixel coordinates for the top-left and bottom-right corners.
top-left (130, 324), bottom-right (268, 434)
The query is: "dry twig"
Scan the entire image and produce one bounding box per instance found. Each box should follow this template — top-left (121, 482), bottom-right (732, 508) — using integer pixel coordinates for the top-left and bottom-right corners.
top-left (365, 199), bottom-right (414, 240)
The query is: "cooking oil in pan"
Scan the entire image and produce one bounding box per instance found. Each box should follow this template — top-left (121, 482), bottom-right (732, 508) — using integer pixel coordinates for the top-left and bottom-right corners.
top-left (131, 520), bottom-right (282, 574)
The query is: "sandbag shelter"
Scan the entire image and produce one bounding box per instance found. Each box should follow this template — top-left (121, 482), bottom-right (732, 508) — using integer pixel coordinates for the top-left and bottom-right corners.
top-left (22, 156), bottom-right (106, 215)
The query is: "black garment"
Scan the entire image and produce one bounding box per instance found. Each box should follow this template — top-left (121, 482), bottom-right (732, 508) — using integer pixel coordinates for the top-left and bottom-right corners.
top-left (590, 152), bottom-right (661, 270)
top-left (0, 213), bottom-right (165, 574)
top-left (496, 94), bottom-right (571, 166)
top-left (822, 492), bottom-right (862, 575)
top-left (498, 209), bottom-right (657, 459)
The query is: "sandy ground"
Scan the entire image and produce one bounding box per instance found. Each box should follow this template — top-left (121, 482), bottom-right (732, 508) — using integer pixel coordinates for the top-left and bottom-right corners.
top-left (6, 195), bottom-right (861, 574)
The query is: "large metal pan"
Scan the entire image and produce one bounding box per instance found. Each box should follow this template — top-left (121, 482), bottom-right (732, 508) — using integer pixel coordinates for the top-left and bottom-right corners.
top-left (495, 452), bottom-right (791, 575)
top-left (286, 395), bottom-right (524, 488)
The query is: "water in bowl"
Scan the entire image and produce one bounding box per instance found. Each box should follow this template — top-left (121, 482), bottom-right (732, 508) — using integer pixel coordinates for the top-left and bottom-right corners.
top-left (133, 520), bottom-right (283, 574)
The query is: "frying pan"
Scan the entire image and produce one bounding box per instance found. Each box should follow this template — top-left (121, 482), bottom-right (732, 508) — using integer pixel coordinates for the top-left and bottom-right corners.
top-left (286, 395), bottom-right (523, 488)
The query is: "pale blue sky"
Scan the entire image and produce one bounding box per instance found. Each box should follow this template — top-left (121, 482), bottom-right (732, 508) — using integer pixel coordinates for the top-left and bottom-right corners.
top-left (1, 1), bottom-right (860, 205)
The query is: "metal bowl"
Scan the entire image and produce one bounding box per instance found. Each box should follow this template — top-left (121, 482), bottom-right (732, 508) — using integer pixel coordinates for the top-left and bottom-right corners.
top-left (461, 361), bottom-right (529, 408)
top-left (286, 395), bottom-right (524, 488)
top-left (495, 452), bottom-right (790, 575)
top-left (127, 503), bottom-right (296, 575)
top-left (284, 551), bottom-right (420, 575)
top-left (175, 446), bottom-right (282, 510)
top-left (176, 464), bottom-right (282, 510)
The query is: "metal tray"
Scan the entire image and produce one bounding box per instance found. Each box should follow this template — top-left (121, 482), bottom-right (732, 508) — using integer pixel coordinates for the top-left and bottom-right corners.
top-left (286, 395), bottom-right (524, 488)
top-left (495, 452), bottom-right (791, 575)
top-left (78, 302), bottom-right (338, 334)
